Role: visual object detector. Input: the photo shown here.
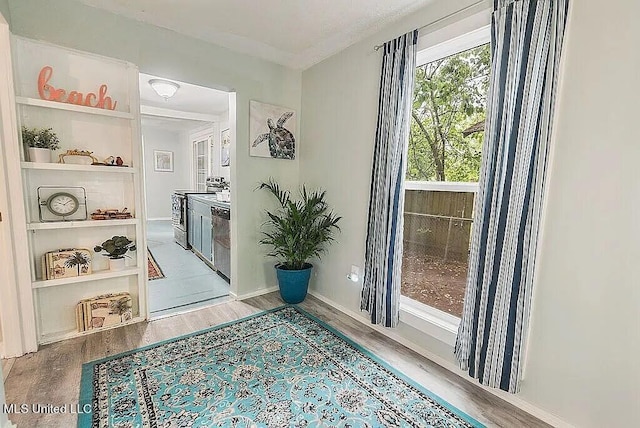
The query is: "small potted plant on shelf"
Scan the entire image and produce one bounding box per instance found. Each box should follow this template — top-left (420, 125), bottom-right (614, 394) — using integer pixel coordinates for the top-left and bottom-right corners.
top-left (94, 236), bottom-right (136, 271)
top-left (21, 126), bottom-right (60, 163)
top-left (258, 178), bottom-right (341, 304)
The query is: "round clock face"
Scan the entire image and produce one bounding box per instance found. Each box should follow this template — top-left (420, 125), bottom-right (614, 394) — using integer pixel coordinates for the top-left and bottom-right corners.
top-left (46, 192), bottom-right (80, 216)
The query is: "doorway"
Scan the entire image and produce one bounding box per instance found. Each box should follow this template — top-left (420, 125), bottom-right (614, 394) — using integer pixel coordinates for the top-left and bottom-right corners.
top-left (139, 73), bottom-right (233, 318)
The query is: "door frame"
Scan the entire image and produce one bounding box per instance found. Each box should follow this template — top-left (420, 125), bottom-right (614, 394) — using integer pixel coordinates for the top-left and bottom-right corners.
top-left (0, 13), bottom-right (37, 358)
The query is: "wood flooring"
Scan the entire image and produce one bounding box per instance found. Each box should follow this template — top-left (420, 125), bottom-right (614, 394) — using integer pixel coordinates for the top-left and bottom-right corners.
top-left (2, 293), bottom-right (550, 427)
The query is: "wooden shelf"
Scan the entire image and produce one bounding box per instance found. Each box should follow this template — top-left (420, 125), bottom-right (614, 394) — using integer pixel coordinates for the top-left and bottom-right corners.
top-left (21, 161), bottom-right (136, 173)
top-left (39, 316), bottom-right (145, 345)
top-left (27, 219), bottom-right (138, 230)
top-left (32, 267), bottom-right (139, 289)
top-left (16, 96), bottom-right (134, 119)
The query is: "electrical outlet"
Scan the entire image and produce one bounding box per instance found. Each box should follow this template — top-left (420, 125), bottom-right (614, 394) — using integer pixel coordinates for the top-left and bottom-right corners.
top-left (347, 265), bottom-right (361, 282)
top-left (351, 265), bottom-right (360, 276)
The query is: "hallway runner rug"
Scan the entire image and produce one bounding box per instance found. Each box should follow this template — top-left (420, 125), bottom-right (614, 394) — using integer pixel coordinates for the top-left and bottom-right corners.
top-left (146, 249), bottom-right (164, 281)
top-left (79, 306), bottom-right (483, 427)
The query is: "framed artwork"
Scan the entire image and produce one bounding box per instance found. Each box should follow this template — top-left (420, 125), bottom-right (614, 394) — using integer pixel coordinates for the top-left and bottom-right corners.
top-left (221, 128), bottom-right (230, 167)
top-left (154, 150), bottom-right (173, 172)
top-left (249, 100), bottom-right (296, 160)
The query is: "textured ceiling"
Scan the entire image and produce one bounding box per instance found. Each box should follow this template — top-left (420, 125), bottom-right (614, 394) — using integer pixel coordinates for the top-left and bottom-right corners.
top-left (75, 0), bottom-right (433, 69)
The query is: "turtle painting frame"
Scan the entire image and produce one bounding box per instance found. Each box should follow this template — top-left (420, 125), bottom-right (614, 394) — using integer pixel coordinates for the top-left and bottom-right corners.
top-left (249, 100), bottom-right (297, 160)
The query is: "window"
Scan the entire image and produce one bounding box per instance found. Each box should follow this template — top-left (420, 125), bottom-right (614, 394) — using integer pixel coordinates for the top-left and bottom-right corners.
top-left (192, 134), bottom-right (212, 191)
top-left (401, 20), bottom-right (490, 321)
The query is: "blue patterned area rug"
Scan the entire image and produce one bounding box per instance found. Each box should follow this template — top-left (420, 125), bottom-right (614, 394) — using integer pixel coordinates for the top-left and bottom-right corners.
top-left (79, 306), bottom-right (483, 427)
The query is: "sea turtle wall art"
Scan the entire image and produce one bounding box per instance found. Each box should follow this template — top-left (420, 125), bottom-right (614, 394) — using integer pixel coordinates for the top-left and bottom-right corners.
top-left (249, 100), bottom-right (296, 160)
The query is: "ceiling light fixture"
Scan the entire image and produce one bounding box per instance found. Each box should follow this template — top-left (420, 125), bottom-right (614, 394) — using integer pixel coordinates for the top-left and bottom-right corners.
top-left (148, 78), bottom-right (180, 100)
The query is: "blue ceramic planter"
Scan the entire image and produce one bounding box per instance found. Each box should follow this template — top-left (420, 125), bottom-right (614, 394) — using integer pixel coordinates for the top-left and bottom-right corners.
top-left (275, 263), bottom-right (313, 304)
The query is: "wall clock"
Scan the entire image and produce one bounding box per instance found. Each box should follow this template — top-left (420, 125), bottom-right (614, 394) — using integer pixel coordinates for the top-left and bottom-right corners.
top-left (37, 186), bottom-right (88, 222)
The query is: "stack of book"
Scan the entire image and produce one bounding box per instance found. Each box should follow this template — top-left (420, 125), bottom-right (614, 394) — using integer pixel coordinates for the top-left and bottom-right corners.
top-left (76, 292), bottom-right (133, 332)
top-left (90, 208), bottom-right (133, 220)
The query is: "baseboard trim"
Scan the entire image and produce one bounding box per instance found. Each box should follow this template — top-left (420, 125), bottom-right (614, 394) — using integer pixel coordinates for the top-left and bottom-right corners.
top-left (308, 290), bottom-right (574, 428)
top-left (234, 286), bottom-right (279, 301)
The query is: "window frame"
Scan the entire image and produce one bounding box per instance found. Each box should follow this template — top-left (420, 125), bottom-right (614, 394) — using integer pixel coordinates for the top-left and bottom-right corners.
top-left (400, 10), bottom-right (491, 346)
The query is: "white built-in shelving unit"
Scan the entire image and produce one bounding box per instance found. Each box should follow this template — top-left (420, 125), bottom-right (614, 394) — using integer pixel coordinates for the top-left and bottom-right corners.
top-left (11, 37), bottom-right (147, 345)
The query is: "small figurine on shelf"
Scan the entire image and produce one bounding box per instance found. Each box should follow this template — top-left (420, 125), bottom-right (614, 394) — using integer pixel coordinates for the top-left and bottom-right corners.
top-left (98, 155), bottom-right (128, 167)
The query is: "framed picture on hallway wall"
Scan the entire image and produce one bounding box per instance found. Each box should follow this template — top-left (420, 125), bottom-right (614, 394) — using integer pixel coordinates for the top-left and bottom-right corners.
top-left (221, 128), bottom-right (230, 167)
top-left (154, 150), bottom-right (173, 172)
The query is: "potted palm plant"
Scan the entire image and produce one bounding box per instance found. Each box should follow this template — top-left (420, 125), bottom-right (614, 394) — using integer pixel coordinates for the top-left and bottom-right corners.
top-left (21, 126), bottom-right (60, 163)
top-left (94, 236), bottom-right (136, 271)
top-left (258, 179), bottom-right (341, 303)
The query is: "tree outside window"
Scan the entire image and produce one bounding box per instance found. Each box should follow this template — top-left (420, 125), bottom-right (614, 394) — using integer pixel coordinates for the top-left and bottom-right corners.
top-left (408, 44), bottom-right (490, 183)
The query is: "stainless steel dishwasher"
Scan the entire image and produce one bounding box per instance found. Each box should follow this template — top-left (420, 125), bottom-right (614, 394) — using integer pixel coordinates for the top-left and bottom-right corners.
top-left (211, 205), bottom-right (231, 281)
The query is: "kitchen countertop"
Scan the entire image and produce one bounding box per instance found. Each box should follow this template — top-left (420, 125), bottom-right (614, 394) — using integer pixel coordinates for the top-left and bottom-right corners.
top-left (188, 194), bottom-right (230, 209)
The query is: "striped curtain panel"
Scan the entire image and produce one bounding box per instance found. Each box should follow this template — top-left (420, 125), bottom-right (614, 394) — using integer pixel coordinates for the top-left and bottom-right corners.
top-left (361, 30), bottom-right (418, 328)
top-left (455, 0), bottom-right (569, 393)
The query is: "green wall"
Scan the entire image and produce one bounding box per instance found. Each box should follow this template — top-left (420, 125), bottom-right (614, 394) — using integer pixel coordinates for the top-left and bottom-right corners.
top-left (0, 0), bottom-right (10, 26)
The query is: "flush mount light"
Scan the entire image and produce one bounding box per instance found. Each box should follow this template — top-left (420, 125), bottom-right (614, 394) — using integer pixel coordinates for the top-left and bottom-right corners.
top-left (148, 79), bottom-right (180, 100)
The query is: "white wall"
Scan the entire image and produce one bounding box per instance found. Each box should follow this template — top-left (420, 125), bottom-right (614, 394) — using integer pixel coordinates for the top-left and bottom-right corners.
top-left (300, 0), bottom-right (640, 427)
top-left (5, 0), bottom-right (301, 298)
top-left (142, 126), bottom-right (190, 219)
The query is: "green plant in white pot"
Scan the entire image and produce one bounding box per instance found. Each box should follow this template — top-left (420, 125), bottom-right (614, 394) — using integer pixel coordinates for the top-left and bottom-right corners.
top-left (94, 236), bottom-right (136, 271)
top-left (22, 126), bottom-right (60, 163)
top-left (259, 179), bottom-right (341, 304)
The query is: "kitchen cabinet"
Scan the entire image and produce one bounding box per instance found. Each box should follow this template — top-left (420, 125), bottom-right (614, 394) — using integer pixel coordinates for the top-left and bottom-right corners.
top-left (187, 206), bottom-right (197, 251)
top-left (202, 218), bottom-right (212, 262)
top-left (187, 196), bottom-right (213, 263)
